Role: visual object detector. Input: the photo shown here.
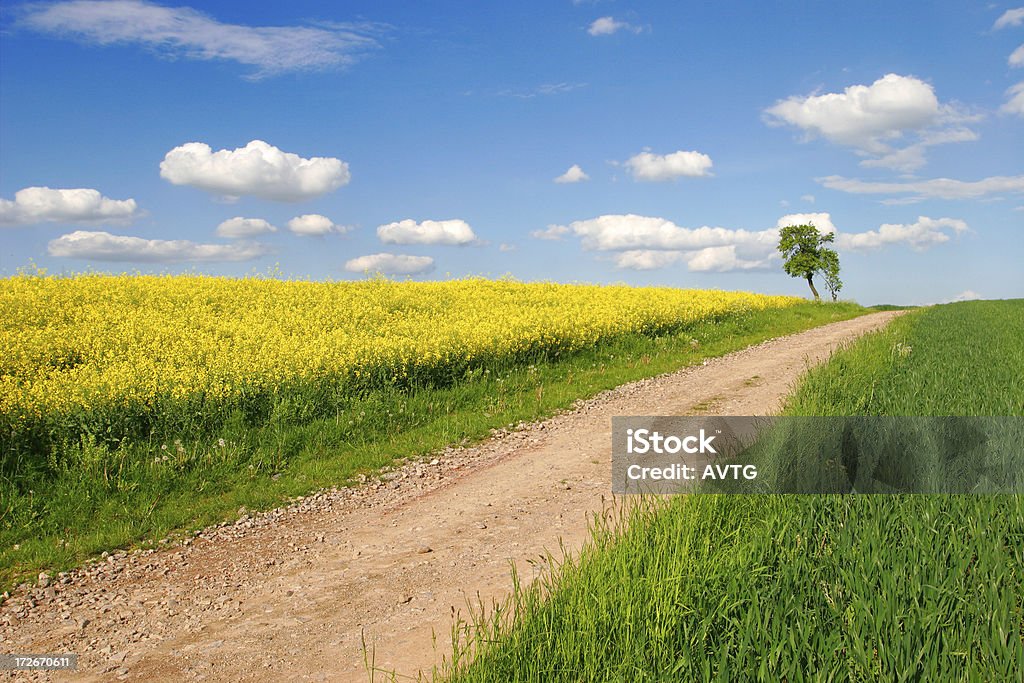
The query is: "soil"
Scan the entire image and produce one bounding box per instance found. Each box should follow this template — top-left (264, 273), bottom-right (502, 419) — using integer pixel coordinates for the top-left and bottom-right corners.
top-left (0, 310), bottom-right (905, 682)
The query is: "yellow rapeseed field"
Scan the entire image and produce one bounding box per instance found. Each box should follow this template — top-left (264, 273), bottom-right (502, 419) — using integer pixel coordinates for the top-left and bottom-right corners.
top-left (0, 274), bottom-right (801, 419)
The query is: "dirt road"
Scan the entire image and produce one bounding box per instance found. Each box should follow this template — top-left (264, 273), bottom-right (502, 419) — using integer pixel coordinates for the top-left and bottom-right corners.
top-left (0, 311), bottom-right (904, 682)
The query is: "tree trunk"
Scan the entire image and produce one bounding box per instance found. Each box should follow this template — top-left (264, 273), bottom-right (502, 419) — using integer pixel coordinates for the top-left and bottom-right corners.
top-left (831, 291), bottom-right (838, 301)
top-left (806, 275), bottom-right (820, 300)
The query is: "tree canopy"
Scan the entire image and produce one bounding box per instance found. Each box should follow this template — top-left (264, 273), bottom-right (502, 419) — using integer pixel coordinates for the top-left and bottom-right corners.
top-left (777, 224), bottom-right (841, 301)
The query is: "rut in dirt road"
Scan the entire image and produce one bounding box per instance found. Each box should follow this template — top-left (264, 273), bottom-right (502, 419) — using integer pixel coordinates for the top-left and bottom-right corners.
top-left (0, 310), bottom-right (906, 682)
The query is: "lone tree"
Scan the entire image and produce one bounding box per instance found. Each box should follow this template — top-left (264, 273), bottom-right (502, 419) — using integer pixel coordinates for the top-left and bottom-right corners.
top-left (777, 224), bottom-right (840, 301)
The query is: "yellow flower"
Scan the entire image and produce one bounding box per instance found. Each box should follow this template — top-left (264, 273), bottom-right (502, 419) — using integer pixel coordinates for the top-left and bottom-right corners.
top-left (0, 273), bottom-right (800, 418)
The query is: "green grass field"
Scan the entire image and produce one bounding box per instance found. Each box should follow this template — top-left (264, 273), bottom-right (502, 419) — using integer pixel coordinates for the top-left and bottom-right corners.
top-left (783, 299), bottom-right (1024, 416)
top-left (443, 300), bottom-right (1024, 682)
top-left (0, 300), bottom-right (866, 591)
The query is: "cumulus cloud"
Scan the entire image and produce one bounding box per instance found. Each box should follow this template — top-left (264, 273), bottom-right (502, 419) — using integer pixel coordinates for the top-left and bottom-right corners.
top-left (17, 0), bottom-right (382, 79)
top-left (215, 216), bottom-right (276, 238)
top-left (287, 214), bottom-right (350, 236)
top-left (686, 246), bottom-right (775, 272)
top-left (1002, 82), bottom-right (1024, 116)
top-left (614, 247), bottom-right (774, 272)
top-left (776, 212), bottom-right (837, 234)
top-left (530, 224), bottom-right (571, 241)
top-left (48, 230), bottom-right (269, 262)
top-left (0, 186), bottom-right (140, 226)
top-left (995, 8), bottom-right (1024, 29)
top-left (377, 219), bottom-right (477, 245)
top-left (764, 74), bottom-right (977, 171)
top-left (159, 140), bottom-right (350, 202)
top-left (561, 214), bottom-right (776, 252)
top-left (613, 250), bottom-right (687, 271)
top-left (623, 150), bottom-right (713, 181)
top-left (764, 74), bottom-right (939, 151)
top-left (344, 253), bottom-right (434, 275)
top-left (587, 16), bottom-right (640, 36)
top-left (1011, 44), bottom-right (1024, 67)
top-left (835, 216), bottom-right (968, 251)
top-left (817, 174), bottom-right (1024, 201)
top-left (548, 211), bottom-right (967, 272)
top-left (554, 164), bottom-right (590, 184)
top-left (775, 211), bottom-right (967, 251)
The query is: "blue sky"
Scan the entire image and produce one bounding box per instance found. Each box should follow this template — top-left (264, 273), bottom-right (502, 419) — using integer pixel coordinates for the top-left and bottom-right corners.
top-left (1, 0), bottom-right (1022, 305)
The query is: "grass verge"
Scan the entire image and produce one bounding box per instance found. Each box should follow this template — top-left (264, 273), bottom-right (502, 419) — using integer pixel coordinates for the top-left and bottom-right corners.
top-left (0, 301), bottom-right (866, 590)
top-left (443, 300), bottom-right (1024, 682)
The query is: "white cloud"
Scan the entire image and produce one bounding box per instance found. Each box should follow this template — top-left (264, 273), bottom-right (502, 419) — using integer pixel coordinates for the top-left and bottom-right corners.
top-left (344, 253), bottom-right (434, 275)
top-left (0, 186), bottom-right (140, 226)
top-left (1011, 44), bottom-right (1024, 67)
top-left (835, 216), bottom-right (968, 251)
top-left (624, 150), bottom-right (713, 181)
top-left (1002, 82), bottom-right (1024, 116)
top-left (947, 290), bottom-right (981, 303)
top-left (764, 74), bottom-right (977, 170)
top-left (817, 174), bottom-right (1024, 200)
top-left (685, 246), bottom-right (776, 272)
top-left (614, 250), bottom-right (686, 271)
top-left (159, 140), bottom-right (350, 202)
top-left (530, 224), bottom-right (571, 241)
top-left (587, 16), bottom-right (639, 36)
top-left (613, 246), bottom-right (775, 273)
top-left (859, 147), bottom-right (929, 173)
top-left (764, 74), bottom-right (939, 151)
top-left (552, 211), bottom-right (968, 272)
top-left (534, 82), bottom-right (585, 95)
top-left (801, 194), bottom-right (815, 203)
top-left (777, 212), bottom-right (837, 234)
top-left (859, 127), bottom-right (979, 173)
top-left (287, 214), bottom-right (350, 236)
top-left (499, 242), bottom-right (517, 252)
top-left (215, 216), bottom-right (277, 238)
top-left (47, 230), bottom-right (269, 262)
top-left (563, 214), bottom-right (777, 252)
top-left (497, 82), bottom-right (587, 98)
top-left (777, 211), bottom-right (966, 251)
top-left (18, 0), bottom-right (382, 79)
top-left (376, 218), bottom-right (477, 245)
top-left (554, 164), bottom-right (590, 184)
top-left (994, 8), bottom-right (1024, 29)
